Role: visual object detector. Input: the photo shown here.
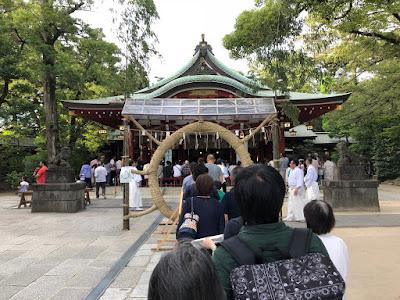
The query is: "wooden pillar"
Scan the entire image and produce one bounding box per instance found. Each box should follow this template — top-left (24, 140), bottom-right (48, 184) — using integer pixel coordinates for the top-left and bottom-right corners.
top-left (279, 126), bottom-right (286, 154)
top-left (272, 121), bottom-right (280, 171)
top-left (129, 129), bottom-right (134, 160)
top-left (123, 119), bottom-right (130, 230)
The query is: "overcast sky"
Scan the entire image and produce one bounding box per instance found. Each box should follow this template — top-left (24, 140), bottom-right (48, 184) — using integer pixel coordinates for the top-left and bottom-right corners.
top-left (76, 0), bottom-right (255, 85)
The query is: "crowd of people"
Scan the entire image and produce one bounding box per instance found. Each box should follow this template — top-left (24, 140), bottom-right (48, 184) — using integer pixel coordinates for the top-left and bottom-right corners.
top-left (148, 153), bottom-right (348, 300)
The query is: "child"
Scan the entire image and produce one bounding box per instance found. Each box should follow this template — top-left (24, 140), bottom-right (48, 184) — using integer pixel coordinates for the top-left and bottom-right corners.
top-left (17, 176), bottom-right (29, 196)
top-left (214, 181), bottom-right (224, 202)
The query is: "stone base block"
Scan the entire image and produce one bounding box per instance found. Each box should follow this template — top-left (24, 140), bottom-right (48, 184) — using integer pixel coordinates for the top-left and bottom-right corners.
top-left (323, 180), bottom-right (380, 212)
top-left (45, 168), bottom-right (75, 183)
top-left (31, 182), bottom-right (86, 213)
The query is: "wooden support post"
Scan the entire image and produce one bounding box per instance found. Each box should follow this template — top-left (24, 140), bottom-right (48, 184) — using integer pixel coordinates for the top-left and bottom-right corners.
top-left (152, 190), bottom-right (184, 251)
top-left (272, 120), bottom-right (280, 172)
top-left (123, 118), bottom-right (130, 231)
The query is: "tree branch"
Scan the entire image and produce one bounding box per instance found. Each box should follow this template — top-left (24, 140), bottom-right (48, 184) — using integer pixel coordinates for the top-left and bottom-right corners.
top-left (13, 29), bottom-right (26, 53)
top-left (0, 80), bottom-right (10, 106)
top-left (334, 1), bottom-right (353, 20)
top-left (66, 1), bottom-right (85, 15)
top-left (349, 30), bottom-right (400, 45)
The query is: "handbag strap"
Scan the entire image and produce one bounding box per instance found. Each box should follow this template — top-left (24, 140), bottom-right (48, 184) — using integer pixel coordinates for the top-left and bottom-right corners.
top-left (190, 197), bottom-right (194, 215)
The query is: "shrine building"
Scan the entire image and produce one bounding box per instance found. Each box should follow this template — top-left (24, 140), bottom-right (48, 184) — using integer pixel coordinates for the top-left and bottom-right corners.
top-left (62, 37), bottom-right (350, 163)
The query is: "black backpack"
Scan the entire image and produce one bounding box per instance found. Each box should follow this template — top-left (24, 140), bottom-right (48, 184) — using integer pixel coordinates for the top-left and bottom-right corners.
top-left (220, 228), bottom-right (345, 300)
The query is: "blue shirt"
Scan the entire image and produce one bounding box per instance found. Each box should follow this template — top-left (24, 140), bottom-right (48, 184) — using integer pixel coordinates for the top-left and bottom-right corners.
top-left (177, 196), bottom-right (225, 239)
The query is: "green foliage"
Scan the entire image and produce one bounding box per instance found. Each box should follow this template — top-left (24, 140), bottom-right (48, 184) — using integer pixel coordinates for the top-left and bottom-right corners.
top-left (228, 0), bottom-right (400, 180)
top-left (5, 171), bottom-right (25, 190)
top-left (0, 0), bottom-right (158, 184)
top-left (294, 140), bottom-right (315, 158)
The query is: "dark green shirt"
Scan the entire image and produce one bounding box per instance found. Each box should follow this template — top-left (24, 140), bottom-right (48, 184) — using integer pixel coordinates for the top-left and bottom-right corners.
top-left (213, 221), bottom-right (328, 300)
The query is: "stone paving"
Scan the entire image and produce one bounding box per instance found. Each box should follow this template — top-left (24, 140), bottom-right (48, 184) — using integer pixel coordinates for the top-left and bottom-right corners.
top-left (0, 184), bottom-right (399, 300)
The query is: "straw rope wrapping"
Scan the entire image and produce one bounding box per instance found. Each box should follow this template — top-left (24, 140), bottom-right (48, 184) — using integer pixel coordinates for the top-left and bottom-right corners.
top-left (124, 114), bottom-right (276, 219)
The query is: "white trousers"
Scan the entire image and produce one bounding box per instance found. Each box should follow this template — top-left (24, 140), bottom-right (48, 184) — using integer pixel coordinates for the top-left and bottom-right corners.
top-left (287, 187), bottom-right (306, 221)
top-left (129, 179), bottom-right (142, 208)
top-left (306, 181), bottom-right (320, 202)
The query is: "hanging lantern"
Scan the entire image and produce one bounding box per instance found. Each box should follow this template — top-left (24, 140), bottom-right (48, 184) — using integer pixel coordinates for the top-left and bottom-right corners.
top-left (290, 130), bottom-right (296, 136)
top-left (141, 131), bottom-right (146, 136)
top-left (307, 125), bottom-right (313, 130)
top-left (119, 125), bottom-right (125, 131)
top-left (239, 131), bottom-right (245, 139)
top-left (98, 129), bottom-right (107, 134)
top-left (235, 130), bottom-right (239, 136)
top-left (166, 131), bottom-right (171, 136)
top-left (284, 122), bottom-right (291, 128)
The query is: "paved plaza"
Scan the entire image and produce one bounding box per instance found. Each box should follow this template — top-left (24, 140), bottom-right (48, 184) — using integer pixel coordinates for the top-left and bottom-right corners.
top-left (0, 184), bottom-right (399, 300)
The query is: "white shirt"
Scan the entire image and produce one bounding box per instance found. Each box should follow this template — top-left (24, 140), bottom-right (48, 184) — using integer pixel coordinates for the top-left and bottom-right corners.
top-left (95, 166), bottom-right (107, 182)
top-left (110, 159), bottom-right (116, 171)
top-left (288, 167), bottom-right (304, 188)
top-left (131, 167), bottom-right (142, 184)
top-left (304, 165), bottom-right (318, 187)
top-left (115, 160), bottom-right (122, 170)
top-left (318, 233), bottom-right (349, 282)
top-left (269, 160), bottom-right (275, 168)
top-left (173, 164), bottom-right (182, 177)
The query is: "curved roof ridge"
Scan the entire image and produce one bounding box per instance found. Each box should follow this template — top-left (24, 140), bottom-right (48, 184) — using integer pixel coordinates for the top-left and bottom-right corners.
top-left (135, 51), bottom-right (200, 94)
top-left (206, 50), bottom-right (270, 90)
top-left (137, 75), bottom-right (259, 99)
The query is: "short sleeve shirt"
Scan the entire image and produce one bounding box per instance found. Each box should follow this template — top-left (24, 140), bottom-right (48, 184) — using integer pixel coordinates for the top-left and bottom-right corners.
top-left (37, 166), bottom-right (48, 184)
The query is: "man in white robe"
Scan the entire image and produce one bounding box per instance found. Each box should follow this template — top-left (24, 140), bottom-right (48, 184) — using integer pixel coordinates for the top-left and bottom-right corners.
top-left (284, 158), bottom-right (305, 221)
top-left (304, 157), bottom-right (320, 202)
top-left (129, 160), bottom-right (143, 211)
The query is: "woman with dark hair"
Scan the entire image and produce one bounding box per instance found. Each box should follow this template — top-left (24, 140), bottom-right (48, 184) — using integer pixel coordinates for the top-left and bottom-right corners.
top-left (148, 241), bottom-right (226, 300)
top-left (177, 174), bottom-right (224, 239)
top-left (304, 200), bottom-right (349, 291)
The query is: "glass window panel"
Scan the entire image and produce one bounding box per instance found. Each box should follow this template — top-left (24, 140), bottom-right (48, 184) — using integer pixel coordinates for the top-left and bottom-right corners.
top-left (199, 107), bottom-right (217, 114)
top-left (199, 99), bottom-right (216, 106)
top-left (143, 107), bottom-right (161, 114)
top-left (238, 107), bottom-right (256, 114)
top-left (217, 99), bottom-right (235, 106)
top-left (182, 99), bottom-right (199, 106)
top-left (163, 99), bottom-right (180, 106)
top-left (256, 106), bottom-right (273, 113)
top-left (255, 98), bottom-right (272, 106)
top-left (218, 106), bottom-right (236, 114)
top-left (236, 99), bottom-right (254, 106)
top-left (129, 99), bottom-right (145, 105)
top-left (181, 107), bottom-right (199, 115)
top-left (162, 107), bottom-right (180, 114)
top-left (145, 99), bottom-right (161, 106)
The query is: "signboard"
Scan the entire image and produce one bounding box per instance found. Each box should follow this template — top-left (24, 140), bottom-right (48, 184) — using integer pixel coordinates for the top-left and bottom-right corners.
top-left (120, 166), bottom-right (133, 183)
top-left (165, 149), bottom-right (172, 165)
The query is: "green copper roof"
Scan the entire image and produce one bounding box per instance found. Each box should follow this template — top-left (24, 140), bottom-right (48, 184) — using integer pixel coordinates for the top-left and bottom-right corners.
top-left (132, 75), bottom-right (260, 98)
top-left (206, 50), bottom-right (269, 90)
top-left (136, 52), bottom-right (200, 94)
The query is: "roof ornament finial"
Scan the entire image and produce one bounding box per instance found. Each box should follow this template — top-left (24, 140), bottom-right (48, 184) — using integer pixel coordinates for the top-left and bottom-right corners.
top-left (201, 33), bottom-right (205, 42)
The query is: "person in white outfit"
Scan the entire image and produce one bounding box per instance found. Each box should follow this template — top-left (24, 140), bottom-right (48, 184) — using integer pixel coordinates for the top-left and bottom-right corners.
top-left (284, 158), bottom-right (305, 222)
top-left (304, 157), bottom-right (320, 202)
top-left (323, 157), bottom-right (335, 181)
top-left (129, 160), bottom-right (143, 211)
top-left (304, 200), bottom-right (349, 299)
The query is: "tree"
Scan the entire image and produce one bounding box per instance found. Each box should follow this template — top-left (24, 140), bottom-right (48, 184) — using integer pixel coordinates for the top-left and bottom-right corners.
top-left (5, 0), bottom-right (158, 162)
top-left (225, 0), bottom-right (400, 179)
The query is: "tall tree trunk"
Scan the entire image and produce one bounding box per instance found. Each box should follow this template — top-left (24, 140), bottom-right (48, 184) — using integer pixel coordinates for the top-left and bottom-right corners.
top-left (41, 0), bottom-right (59, 161)
top-left (42, 56), bottom-right (59, 161)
